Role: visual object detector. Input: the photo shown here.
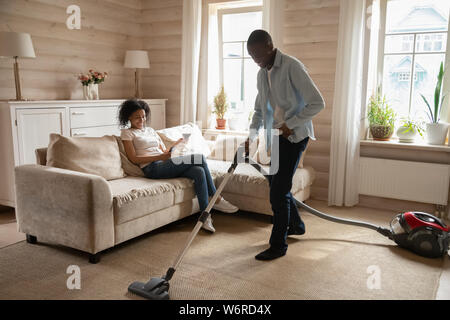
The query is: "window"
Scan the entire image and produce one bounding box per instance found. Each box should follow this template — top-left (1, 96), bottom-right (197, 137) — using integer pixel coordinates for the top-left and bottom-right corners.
top-left (217, 6), bottom-right (262, 117)
top-left (379, 0), bottom-right (450, 120)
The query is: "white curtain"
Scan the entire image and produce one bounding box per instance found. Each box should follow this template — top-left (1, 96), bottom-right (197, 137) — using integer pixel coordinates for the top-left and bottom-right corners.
top-left (180, 0), bottom-right (202, 125)
top-left (328, 0), bottom-right (367, 207)
top-left (262, 0), bottom-right (284, 50)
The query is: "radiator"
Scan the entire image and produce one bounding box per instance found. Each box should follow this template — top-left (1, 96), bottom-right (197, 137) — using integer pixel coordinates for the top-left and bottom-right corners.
top-left (359, 157), bottom-right (450, 205)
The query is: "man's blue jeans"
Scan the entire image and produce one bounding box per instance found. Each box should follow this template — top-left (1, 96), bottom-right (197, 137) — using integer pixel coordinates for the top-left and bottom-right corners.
top-left (142, 154), bottom-right (217, 212)
top-left (268, 136), bottom-right (309, 253)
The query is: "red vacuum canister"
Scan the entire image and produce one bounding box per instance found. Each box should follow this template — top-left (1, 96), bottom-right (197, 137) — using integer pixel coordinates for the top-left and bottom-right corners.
top-left (390, 212), bottom-right (450, 258)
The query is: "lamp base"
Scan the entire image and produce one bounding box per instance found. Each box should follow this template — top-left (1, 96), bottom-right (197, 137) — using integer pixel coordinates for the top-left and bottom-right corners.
top-left (134, 69), bottom-right (143, 99)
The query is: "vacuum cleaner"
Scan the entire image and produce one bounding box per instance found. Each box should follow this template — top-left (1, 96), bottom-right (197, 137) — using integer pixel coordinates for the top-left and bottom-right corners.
top-left (128, 147), bottom-right (450, 300)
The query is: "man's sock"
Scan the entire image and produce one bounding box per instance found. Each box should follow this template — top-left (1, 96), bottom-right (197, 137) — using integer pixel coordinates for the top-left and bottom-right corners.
top-left (255, 248), bottom-right (286, 261)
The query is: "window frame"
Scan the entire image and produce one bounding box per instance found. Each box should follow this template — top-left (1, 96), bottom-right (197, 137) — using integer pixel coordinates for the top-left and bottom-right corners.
top-left (377, 0), bottom-right (450, 120)
top-left (217, 5), bottom-right (263, 113)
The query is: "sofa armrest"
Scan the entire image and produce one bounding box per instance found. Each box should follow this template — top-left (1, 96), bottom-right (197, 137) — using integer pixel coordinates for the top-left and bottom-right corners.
top-left (14, 164), bottom-right (115, 254)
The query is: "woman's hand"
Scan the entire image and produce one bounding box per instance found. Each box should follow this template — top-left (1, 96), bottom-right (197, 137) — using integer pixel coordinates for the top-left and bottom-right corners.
top-left (173, 138), bottom-right (184, 147)
top-left (161, 138), bottom-right (184, 153)
top-left (168, 138), bottom-right (185, 152)
top-left (160, 150), bottom-right (172, 161)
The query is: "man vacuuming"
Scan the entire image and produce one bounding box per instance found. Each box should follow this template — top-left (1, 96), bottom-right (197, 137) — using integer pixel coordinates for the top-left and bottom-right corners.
top-left (245, 30), bottom-right (325, 261)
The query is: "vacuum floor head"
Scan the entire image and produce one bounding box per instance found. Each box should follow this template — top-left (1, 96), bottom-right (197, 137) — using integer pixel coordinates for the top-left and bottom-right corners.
top-left (128, 277), bottom-right (170, 300)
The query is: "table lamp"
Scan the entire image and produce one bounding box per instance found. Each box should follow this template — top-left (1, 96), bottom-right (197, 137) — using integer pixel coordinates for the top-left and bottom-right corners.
top-left (0, 32), bottom-right (36, 101)
top-left (124, 50), bottom-right (150, 99)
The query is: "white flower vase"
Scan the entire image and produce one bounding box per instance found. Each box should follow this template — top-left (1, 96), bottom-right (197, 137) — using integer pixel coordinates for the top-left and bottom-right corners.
top-left (89, 83), bottom-right (99, 100)
top-left (82, 85), bottom-right (92, 100)
top-left (426, 123), bottom-right (449, 145)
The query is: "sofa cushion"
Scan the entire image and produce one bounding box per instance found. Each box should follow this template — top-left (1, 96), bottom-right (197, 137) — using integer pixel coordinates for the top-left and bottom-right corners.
top-left (113, 135), bottom-right (145, 177)
top-left (206, 159), bottom-right (315, 199)
top-left (109, 176), bottom-right (198, 225)
top-left (35, 148), bottom-right (47, 165)
top-left (46, 134), bottom-right (125, 181)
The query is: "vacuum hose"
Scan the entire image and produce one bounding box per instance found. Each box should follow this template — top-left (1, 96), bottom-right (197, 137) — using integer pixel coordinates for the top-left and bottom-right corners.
top-left (236, 148), bottom-right (394, 240)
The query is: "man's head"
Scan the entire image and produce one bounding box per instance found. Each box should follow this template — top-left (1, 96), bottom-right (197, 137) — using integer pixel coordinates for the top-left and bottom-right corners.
top-left (247, 30), bottom-right (276, 69)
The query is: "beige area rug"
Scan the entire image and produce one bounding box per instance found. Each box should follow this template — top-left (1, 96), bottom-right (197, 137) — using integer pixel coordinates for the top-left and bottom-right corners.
top-left (0, 200), bottom-right (445, 300)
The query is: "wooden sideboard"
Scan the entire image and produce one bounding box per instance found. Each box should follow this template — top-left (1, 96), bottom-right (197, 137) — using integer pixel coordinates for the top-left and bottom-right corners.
top-left (0, 99), bottom-right (166, 207)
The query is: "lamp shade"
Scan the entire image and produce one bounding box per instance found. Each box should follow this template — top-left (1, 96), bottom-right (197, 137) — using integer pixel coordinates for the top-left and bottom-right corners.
top-left (0, 32), bottom-right (36, 58)
top-left (124, 50), bottom-right (150, 69)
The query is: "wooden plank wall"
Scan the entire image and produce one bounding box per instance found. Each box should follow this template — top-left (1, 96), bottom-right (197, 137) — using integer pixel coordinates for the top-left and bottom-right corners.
top-left (141, 0), bottom-right (183, 128)
top-left (0, 0), bottom-right (338, 201)
top-left (283, 0), bottom-right (340, 201)
top-left (0, 0), bottom-right (143, 101)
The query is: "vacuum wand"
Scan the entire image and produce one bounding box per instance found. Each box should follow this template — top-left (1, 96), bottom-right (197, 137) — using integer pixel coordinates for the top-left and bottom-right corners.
top-left (169, 163), bottom-right (238, 275)
top-left (128, 147), bottom-right (396, 300)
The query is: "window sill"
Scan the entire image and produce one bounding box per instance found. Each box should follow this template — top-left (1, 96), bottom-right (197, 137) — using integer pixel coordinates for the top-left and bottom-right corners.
top-left (202, 128), bottom-right (249, 136)
top-left (360, 138), bottom-right (450, 153)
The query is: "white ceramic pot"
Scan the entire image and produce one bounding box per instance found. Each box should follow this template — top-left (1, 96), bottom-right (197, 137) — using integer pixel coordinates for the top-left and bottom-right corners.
top-left (426, 122), bottom-right (449, 145)
top-left (396, 126), bottom-right (417, 143)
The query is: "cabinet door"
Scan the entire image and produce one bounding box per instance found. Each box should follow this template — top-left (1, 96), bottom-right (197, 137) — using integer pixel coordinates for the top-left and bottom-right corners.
top-left (148, 103), bottom-right (166, 130)
top-left (16, 108), bottom-right (67, 165)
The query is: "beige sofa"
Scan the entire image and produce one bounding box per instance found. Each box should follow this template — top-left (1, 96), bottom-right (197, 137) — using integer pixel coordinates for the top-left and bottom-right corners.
top-left (14, 124), bottom-right (315, 263)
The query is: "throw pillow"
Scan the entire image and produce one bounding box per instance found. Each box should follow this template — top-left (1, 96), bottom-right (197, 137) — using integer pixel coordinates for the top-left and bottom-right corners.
top-left (157, 122), bottom-right (211, 158)
top-left (114, 135), bottom-right (145, 177)
top-left (46, 133), bottom-right (126, 180)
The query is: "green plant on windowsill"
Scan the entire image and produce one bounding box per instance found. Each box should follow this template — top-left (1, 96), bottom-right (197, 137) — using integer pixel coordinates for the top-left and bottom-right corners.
top-left (420, 61), bottom-right (449, 145)
top-left (421, 62), bottom-right (446, 124)
top-left (367, 91), bottom-right (396, 141)
top-left (212, 86), bottom-right (229, 130)
top-left (396, 118), bottom-right (424, 143)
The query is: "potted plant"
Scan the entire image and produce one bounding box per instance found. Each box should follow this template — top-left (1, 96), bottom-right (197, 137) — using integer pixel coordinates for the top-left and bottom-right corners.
top-left (420, 62), bottom-right (449, 145)
top-left (212, 86), bottom-right (228, 130)
top-left (367, 91), bottom-right (396, 141)
top-left (396, 118), bottom-right (424, 143)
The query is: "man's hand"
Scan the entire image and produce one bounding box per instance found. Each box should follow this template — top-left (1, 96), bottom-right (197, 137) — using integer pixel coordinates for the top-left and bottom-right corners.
top-left (279, 123), bottom-right (293, 139)
top-left (244, 138), bottom-right (250, 157)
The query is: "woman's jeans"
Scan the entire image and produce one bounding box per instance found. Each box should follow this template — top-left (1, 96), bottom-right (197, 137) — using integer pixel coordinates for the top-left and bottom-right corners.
top-left (142, 154), bottom-right (217, 212)
top-left (268, 136), bottom-right (309, 253)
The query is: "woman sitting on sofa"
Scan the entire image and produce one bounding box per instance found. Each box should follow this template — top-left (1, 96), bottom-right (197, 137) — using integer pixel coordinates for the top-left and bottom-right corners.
top-left (119, 99), bottom-right (238, 233)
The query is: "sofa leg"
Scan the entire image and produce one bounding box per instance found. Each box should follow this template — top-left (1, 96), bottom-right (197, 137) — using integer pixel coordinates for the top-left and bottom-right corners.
top-left (26, 234), bottom-right (37, 244)
top-left (89, 253), bottom-right (101, 264)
